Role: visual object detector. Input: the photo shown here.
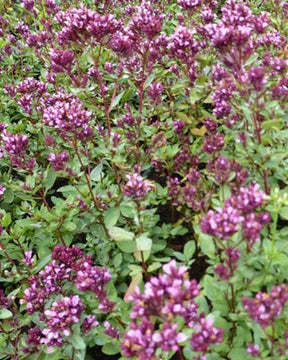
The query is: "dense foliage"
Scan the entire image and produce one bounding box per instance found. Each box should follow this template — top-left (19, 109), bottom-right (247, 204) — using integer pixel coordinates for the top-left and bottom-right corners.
top-left (0, 0), bottom-right (288, 359)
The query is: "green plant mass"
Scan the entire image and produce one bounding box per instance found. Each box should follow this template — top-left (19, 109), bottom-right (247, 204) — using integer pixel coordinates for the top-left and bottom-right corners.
top-left (0, 0), bottom-right (288, 359)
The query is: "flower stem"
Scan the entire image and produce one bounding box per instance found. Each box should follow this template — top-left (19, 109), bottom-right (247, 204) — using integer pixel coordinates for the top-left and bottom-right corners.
top-left (73, 140), bottom-right (110, 239)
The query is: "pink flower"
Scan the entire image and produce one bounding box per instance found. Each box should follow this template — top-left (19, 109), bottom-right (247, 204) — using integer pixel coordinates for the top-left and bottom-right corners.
top-left (123, 173), bottom-right (153, 198)
top-left (22, 250), bottom-right (34, 266)
top-left (0, 185), bottom-right (5, 199)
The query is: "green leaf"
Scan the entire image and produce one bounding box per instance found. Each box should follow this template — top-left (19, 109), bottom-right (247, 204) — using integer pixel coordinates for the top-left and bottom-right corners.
top-left (110, 91), bottom-right (125, 110)
top-left (184, 240), bottom-right (196, 260)
top-left (128, 264), bottom-right (143, 276)
top-left (69, 335), bottom-right (86, 360)
top-left (119, 202), bottom-right (136, 218)
top-left (136, 235), bottom-right (152, 251)
top-left (104, 208), bottom-right (120, 229)
top-left (3, 189), bottom-right (14, 204)
top-left (69, 335), bottom-right (86, 351)
top-left (228, 348), bottom-right (247, 360)
top-left (0, 309), bottom-right (13, 319)
top-left (57, 186), bottom-right (78, 196)
top-left (147, 262), bottom-right (162, 272)
top-left (116, 241), bottom-right (136, 253)
top-left (44, 167), bottom-right (57, 191)
top-left (2, 212), bottom-right (11, 227)
top-left (174, 251), bottom-right (186, 261)
top-left (90, 163), bottom-right (103, 182)
top-left (233, 325), bottom-right (252, 347)
top-left (63, 221), bottom-right (77, 232)
top-left (144, 73), bottom-right (155, 89)
top-left (39, 350), bottom-right (62, 359)
top-left (203, 275), bottom-right (225, 304)
top-left (106, 281), bottom-right (118, 300)
top-left (109, 227), bottom-right (135, 253)
top-left (108, 227), bottom-right (135, 242)
top-left (280, 206), bottom-right (288, 220)
top-left (190, 91), bottom-right (203, 105)
top-left (171, 226), bottom-right (188, 236)
top-left (244, 53), bottom-right (259, 66)
top-left (124, 272), bottom-right (143, 302)
top-left (32, 254), bottom-right (52, 274)
top-left (199, 233), bottom-right (215, 259)
top-left (134, 248), bottom-right (151, 262)
top-left (74, 350), bottom-right (86, 360)
top-left (113, 253), bottom-right (123, 268)
top-left (102, 343), bottom-right (120, 355)
top-left (261, 119), bottom-right (284, 130)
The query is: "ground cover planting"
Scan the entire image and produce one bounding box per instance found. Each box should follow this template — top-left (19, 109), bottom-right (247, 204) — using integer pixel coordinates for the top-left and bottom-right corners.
top-left (0, 0), bottom-right (288, 359)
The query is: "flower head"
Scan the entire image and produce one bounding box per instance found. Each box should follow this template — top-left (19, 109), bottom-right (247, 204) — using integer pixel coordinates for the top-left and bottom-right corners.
top-left (243, 285), bottom-right (288, 328)
top-left (123, 173), bottom-right (153, 198)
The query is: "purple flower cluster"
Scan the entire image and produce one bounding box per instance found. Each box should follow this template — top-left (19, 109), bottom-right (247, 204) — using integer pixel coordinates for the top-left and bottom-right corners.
top-left (5, 78), bottom-right (48, 115)
top-left (14, 20), bottom-right (29, 37)
top-left (243, 285), bottom-right (288, 328)
top-left (211, 79), bottom-right (235, 119)
top-left (201, 1), bottom-right (269, 54)
top-left (48, 151), bottom-right (69, 171)
top-left (242, 212), bottom-right (270, 244)
top-left (167, 164), bottom-right (210, 212)
top-left (0, 130), bottom-right (35, 171)
top-left (41, 295), bottom-right (84, 348)
top-left (45, 0), bottom-right (59, 15)
top-left (200, 6), bottom-right (217, 24)
top-left (51, 244), bottom-right (83, 266)
top-left (249, 66), bottom-right (267, 92)
top-left (104, 321), bottom-right (120, 339)
top-left (0, 185), bottom-right (6, 200)
top-left (127, 2), bottom-right (164, 41)
top-left (21, 245), bottom-right (112, 314)
top-left (39, 260), bottom-right (71, 296)
top-left (122, 318), bottom-right (156, 359)
top-left (122, 260), bottom-right (223, 359)
top-left (42, 92), bottom-right (93, 140)
top-left (49, 49), bottom-right (75, 74)
top-left (213, 156), bottom-right (231, 185)
top-left (55, 6), bottom-right (120, 45)
top-left (168, 25), bottom-right (200, 65)
top-left (21, 0), bottom-right (35, 11)
top-left (2, 132), bottom-right (28, 156)
top-left (208, 156), bottom-right (249, 189)
top-left (272, 77), bottom-right (288, 101)
top-left (178, 0), bottom-right (202, 11)
top-left (22, 326), bottom-right (42, 354)
top-left (22, 250), bottom-right (34, 266)
top-left (173, 146), bottom-right (199, 172)
top-left (22, 275), bottom-right (47, 314)
top-left (195, 0), bottom-right (287, 129)
top-left (82, 315), bottom-right (99, 333)
top-left (0, 289), bottom-right (12, 308)
top-left (202, 133), bottom-right (225, 153)
top-left (74, 258), bottom-right (114, 312)
top-left (226, 183), bottom-right (267, 213)
top-left (16, 78), bottom-right (47, 96)
top-left (214, 247), bottom-right (241, 280)
top-left (108, 3), bottom-right (169, 77)
top-left (201, 183), bottom-right (270, 246)
top-left (168, 177), bottom-right (203, 212)
top-left (123, 173), bottom-right (153, 199)
top-left (147, 82), bottom-right (163, 105)
top-left (201, 205), bottom-right (244, 239)
top-left (191, 317), bottom-right (224, 352)
top-left (247, 343), bottom-right (260, 357)
top-left (22, 259), bottom-right (72, 314)
top-left (20, 245), bottom-right (113, 351)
